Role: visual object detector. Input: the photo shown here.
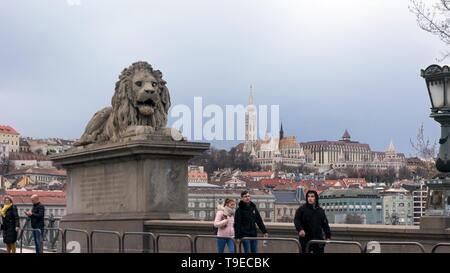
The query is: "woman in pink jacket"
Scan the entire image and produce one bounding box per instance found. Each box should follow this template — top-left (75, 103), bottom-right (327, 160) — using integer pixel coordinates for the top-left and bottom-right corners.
top-left (213, 198), bottom-right (236, 253)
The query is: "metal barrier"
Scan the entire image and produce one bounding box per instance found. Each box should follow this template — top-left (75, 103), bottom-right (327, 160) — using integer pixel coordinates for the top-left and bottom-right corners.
top-left (193, 235), bottom-right (237, 253)
top-left (306, 240), bottom-right (364, 253)
top-left (364, 241), bottom-right (426, 253)
top-left (239, 237), bottom-right (302, 253)
top-left (90, 230), bottom-right (122, 253)
top-left (43, 228), bottom-right (63, 252)
top-left (431, 243), bottom-right (450, 253)
top-left (62, 228), bottom-right (90, 253)
top-left (19, 228), bottom-right (42, 253)
top-left (122, 232), bottom-right (157, 253)
top-left (156, 234), bottom-right (194, 253)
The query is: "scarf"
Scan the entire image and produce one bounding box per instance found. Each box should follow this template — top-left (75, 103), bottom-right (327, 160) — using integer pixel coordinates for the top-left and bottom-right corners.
top-left (1, 203), bottom-right (12, 218)
top-left (223, 206), bottom-right (235, 217)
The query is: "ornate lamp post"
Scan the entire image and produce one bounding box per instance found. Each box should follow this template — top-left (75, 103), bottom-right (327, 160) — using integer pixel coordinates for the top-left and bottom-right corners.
top-left (420, 65), bottom-right (450, 230)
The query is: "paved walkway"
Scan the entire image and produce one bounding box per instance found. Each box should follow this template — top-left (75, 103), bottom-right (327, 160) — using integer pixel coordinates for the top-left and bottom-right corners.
top-left (0, 247), bottom-right (54, 253)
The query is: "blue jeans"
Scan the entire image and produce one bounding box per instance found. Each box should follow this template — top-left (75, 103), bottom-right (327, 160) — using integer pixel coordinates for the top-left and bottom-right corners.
top-left (242, 239), bottom-right (258, 253)
top-left (216, 238), bottom-right (235, 253)
top-left (32, 229), bottom-right (43, 253)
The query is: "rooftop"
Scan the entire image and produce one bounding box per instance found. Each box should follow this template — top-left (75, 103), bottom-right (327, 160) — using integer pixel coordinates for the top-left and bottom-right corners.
top-left (0, 125), bottom-right (19, 135)
top-left (1, 189), bottom-right (66, 205)
top-left (6, 167), bottom-right (67, 176)
top-left (320, 188), bottom-right (380, 198)
top-left (9, 152), bottom-right (50, 161)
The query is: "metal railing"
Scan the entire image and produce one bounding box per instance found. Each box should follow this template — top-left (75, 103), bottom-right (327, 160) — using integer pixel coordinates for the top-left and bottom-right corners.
top-left (239, 237), bottom-right (302, 253)
top-left (122, 232), bottom-right (157, 253)
top-left (62, 228), bottom-right (90, 253)
top-left (431, 243), bottom-right (450, 253)
top-left (5, 226), bottom-right (450, 253)
top-left (43, 228), bottom-right (63, 252)
top-left (156, 234), bottom-right (194, 253)
top-left (364, 241), bottom-right (426, 253)
top-left (90, 230), bottom-right (122, 253)
top-left (305, 240), bottom-right (364, 253)
top-left (19, 228), bottom-right (42, 253)
top-left (193, 235), bottom-right (237, 253)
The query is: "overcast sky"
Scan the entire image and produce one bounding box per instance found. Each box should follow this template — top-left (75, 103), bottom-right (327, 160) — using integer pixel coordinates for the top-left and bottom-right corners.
top-left (0, 0), bottom-right (446, 155)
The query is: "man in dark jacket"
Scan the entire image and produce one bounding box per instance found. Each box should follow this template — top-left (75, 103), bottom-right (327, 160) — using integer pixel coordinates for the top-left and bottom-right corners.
top-left (25, 194), bottom-right (45, 253)
top-left (234, 190), bottom-right (268, 253)
top-left (294, 190), bottom-right (331, 253)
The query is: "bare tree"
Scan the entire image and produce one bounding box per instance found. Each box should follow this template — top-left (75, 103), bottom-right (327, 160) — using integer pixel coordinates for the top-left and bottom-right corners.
top-left (410, 123), bottom-right (437, 161)
top-left (410, 0), bottom-right (450, 60)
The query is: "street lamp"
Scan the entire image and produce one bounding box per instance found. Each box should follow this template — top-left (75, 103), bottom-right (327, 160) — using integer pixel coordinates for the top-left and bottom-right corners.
top-left (420, 64), bottom-right (450, 230)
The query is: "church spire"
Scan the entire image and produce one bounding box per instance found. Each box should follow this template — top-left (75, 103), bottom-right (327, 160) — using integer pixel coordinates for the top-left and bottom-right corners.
top-left (387, 139), bottom-right (396, 153)
top-left (249, 84), bottom-right (254, 105)
top-left (342, 129), bottom-right (351, 142)
top-left (280, 123), bottom-right (284, 140)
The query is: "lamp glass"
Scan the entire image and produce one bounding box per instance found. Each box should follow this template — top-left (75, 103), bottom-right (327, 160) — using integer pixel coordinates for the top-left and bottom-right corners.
top-left (429, 80), bottom-right (445, 108)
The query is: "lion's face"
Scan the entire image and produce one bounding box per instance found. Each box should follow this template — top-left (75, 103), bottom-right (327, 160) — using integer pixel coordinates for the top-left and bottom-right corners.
top-left (130, 70), bottom-right (161, 116)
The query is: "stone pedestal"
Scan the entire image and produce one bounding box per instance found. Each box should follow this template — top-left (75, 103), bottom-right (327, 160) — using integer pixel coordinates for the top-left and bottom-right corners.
top-left (51, 137), bottom-right (209, 252)
top-left (420, 216), bottom-right (450, 231)
top-left (420, 177), bottom-right (450, 232)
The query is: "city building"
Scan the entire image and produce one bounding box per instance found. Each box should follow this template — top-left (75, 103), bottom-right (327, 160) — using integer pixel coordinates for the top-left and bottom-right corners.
top-left (242, 90), bottom-right (307, 170)
top-left (187, 187), bottom-right (275, 222)
top-left (0, 125), bottom-right (20, 153)
top-left (394, 181), bottom-right (428, 226)
top-left (22, 138), bottom-right (75, 156)
top-left (239, 171), bottom-right (274, 181)
top-left (411, 182), bottom-right (428, 226)
top-left (188, 165), bottom-right (208, 184)
top-left (0, 190), bottom-right (66, 218)
top-left (380, 188), bottom-right (414, 225)
top-left (301, 131), bottom-right (406, 172)
top-left (273, 187), bottom-right (305, 222)
top-left (8, 152), bottom-right (53, 169)
top-left (320, 188), bottom-right (383, 224)
top-left (241, 90), bottom-right (406, 173)
top-left (19, 138), bottom-right (30, 153)
top-left (0, 143), bottom-right (8, 164)
top-left (5, 167), bottom-right (67, 187)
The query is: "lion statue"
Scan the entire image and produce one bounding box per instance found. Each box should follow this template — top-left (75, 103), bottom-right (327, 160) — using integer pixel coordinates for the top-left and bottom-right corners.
top-left (74, 61), bottom-right (171, 146)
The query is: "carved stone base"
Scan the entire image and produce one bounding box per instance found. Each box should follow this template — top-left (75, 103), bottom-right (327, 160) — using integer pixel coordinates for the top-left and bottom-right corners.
top-left (420, 216), bottom-right (450, 231)
top-left (51, 139), bottom-right (209, 252)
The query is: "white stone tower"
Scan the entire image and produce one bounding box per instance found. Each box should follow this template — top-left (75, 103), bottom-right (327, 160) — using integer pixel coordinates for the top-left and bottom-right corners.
top-left (245, 85), bottom-right (257, 153)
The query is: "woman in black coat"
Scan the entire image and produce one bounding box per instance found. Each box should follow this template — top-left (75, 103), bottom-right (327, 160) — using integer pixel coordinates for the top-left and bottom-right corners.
top-left (1, 196), bottom-right (20, 253)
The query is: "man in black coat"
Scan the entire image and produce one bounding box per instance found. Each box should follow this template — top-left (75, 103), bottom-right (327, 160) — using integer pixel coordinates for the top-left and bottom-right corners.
top-left (25, 194), bottom-right (45, 253)
top-left (294, 190), bottom-right (331, 253)
top-left (234, 190), bottom-right (268, 253)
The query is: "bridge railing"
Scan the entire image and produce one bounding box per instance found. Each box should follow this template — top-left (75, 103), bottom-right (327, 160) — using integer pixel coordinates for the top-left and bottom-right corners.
top-left (90, 230), bottom-right (122, 253)
top-left (305, 240), bottom-right (364, 253)
top-left (122, 232), bottom-right (157, 253)
top-left (364, 241), bottom-right (426, 253)
top-left (239, 237), bottom-right (302, 253)
top-left (156, 233), bottom-right (194, 253)
top-left (4, 227), bottom-right (450, 253)
top-left (62, 228), bottom-right (90, 253)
